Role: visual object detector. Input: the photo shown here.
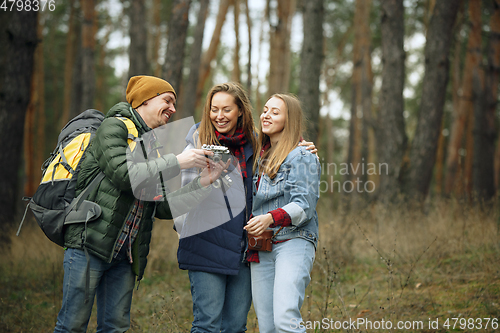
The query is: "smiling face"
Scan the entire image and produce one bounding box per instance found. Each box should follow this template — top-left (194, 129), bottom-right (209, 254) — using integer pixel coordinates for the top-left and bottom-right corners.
top-left (209, 92), bottom-right (241, 136)
top-left (136, 92), bottom-right (176, 129)
top-left (261, 96), bottom-right (287, 145)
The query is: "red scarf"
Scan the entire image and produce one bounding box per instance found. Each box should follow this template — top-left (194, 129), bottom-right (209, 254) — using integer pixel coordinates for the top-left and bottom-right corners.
top-left (215, 128), bottom-right (248, 178)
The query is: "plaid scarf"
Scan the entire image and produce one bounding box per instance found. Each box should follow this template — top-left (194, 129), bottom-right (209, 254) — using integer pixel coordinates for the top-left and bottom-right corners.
top-left (216, 128), bottom-right (248, 178)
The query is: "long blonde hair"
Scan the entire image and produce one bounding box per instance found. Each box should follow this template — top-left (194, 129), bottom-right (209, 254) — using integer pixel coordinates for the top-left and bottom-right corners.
top-left (197, 82), bottom-right (257, 155)
top-left (254, 93), bottom-right (304, 179)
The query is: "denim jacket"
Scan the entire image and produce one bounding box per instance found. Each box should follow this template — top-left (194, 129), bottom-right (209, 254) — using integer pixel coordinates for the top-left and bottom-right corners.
top-left (252, 146), bottom-right (320, 248)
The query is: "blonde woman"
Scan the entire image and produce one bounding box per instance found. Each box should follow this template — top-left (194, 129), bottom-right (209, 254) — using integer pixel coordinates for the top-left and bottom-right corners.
top-left (245, 94), bottom-right (320, 333)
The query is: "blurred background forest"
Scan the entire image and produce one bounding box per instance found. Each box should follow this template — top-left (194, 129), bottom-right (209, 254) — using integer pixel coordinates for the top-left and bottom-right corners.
top-left (0, 0), bottom-right (499, 237)
top-left (1, 1), bottom-right (500, 331)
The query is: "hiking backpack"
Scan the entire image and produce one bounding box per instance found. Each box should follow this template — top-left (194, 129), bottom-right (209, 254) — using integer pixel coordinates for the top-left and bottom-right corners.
top-left (17, 109), bottom-right (138, 247)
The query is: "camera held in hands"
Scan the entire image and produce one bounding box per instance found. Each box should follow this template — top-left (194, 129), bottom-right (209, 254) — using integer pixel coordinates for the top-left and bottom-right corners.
top-left (201, 144), bottom-right (232, 163)
top-left (201, 144), bottom-right (233, 189)
top-left (247, 230), bottom-right (273, 251)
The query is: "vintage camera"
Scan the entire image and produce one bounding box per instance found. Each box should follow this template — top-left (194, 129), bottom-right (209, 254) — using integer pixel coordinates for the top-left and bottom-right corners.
top-left (247, 230), bottom-right (273, 251)
top-left (201, 144), bottom-right (233, 189)
top-left (201, 144), bottom-right (232, 163)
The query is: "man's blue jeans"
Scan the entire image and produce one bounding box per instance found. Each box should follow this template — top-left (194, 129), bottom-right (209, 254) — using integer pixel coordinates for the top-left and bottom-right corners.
top-left (188, 261), bottom-right (252, 333)
top-left (54, 248), bottom-right (136, 333)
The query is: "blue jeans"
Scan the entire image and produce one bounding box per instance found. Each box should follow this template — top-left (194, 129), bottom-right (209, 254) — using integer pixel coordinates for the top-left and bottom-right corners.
top-left (188, 262), bottom-right (252, 332)
top-left (250, 238), bottom-right (315, 333)
top-left (54, 248), bottom-right (136, 333)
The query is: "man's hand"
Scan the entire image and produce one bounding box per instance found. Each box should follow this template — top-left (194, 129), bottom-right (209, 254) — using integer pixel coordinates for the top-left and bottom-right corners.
top-left (244, 214), bottom-right (274, 236)
top-left (199, 159), bottom-right (230, 187)
top-left (176, 149), bottom-right (213, 169)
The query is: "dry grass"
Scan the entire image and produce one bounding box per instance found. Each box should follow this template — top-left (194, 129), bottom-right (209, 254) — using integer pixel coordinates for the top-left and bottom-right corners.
top-left (1, 198), bottom-right (499, 332)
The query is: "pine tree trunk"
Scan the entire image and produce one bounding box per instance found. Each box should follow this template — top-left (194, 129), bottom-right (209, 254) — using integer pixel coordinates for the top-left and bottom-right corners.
top-left (183, 0), bottom-right (209, 119)
top-left (473, 0), bottom-right (499, 200)
top-left (24, 15), bottom-right (45, 197)
top-left (298, 0), bottom-right (324, 143)
top-left (96, 21), bottom-right (112, 113)
top-left (267, 0), bottom-right (296, 95)
top-left (232, 0), bottom-right (242, 83)
top-left (404, 0), bottom-right (461, 200)
top-left (129, 0), bottom-right (149, 77)
top-left (81, 0), bottom-right (96, 110)
top-left (163, 0), bottom-right (191, 107)
top-left (244, 0), bottom-right (252, 92)
top-left (152, 0), bottom-right (163, 77)
top-left (376, 0), bottom-right (407, 202)
top-left (0, 10), bottom-right (38, 245)
top-left (61, 0), bottom-right (76, 128)
top-left (345, 0), bottom-right (373, 206)
top-left (196, 0), bottom-right (231, 108)
top-left (444, 0), bottom-right (482, 196)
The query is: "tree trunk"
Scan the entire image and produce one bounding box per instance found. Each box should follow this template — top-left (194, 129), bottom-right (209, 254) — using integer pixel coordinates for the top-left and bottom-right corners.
top-left (444, 0), bottom-right (482, 196)
top-left (163, 0), bottom-right (191, 109)
top-left (152, 0), bottom-right (163, 77)
top-left (81, 0), bottom-right (96, 110)
top-left (196, 0), bottom-right (231, 108)
top-left (0, 10), bottom-right (38, 245)
top-left (267, 0), bottom-right (296, 95)
top-left (244, 0), bottom-right (252, 92)
top-left (96, 20), bottom-right (112, 113)
top-left (404, 0), bottom-right (461, 200)
top-left (70, 8), bottom-right (83, 120)
top-left (24, 15), bottom-right (45, 197)
top-left (61, 0), bottom-right (77, 128)
top-left (376, 0), bottom-right (407, 202)
top-left (129, 0), bottom-right (149, 77)
top-left (183, 0), bottom-right (209, 119)
top-left (473, 0), bottom-right (499, 200)
top-left (298, 0), bottom-right (324, 143)
top-left (232, 0), bottom-right (242, 83)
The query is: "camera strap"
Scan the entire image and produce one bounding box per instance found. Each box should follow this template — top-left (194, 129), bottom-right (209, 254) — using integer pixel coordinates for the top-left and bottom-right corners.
top-left (271, 226), bottom-right (285, 240)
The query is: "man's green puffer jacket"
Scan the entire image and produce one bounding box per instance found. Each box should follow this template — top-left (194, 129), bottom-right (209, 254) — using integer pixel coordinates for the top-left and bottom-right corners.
top-left (64, 102), bottom-right (207, 280)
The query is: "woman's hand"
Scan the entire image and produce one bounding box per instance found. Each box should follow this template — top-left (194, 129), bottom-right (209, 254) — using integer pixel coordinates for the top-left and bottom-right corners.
top-left (176, 149), bottom-right (213, 169)
top-left (244, 213), bottom-right (274, 236)
top-left (299, 140), bottom-right (318, 156)
top-left (199, 159), bottom-right (230, 187)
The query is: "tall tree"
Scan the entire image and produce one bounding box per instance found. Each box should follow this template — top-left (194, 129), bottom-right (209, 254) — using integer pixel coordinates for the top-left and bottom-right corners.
top-left (404, 0), bottom-right (461, 200)
top-left (298, 0), bottom-right (324, 142)
top-left (376, 0), bottom-right (407, 202)
top-left (129, 0), bottom-right (149, 77)
top-left (163, 0), bottom-right (191, 105)
top-left (444, 0), bottom-right (483, 196)
top-left (232, 0), bottom-right (242, 83)
top-left (267, 0), bottom-right (296, 95)
top-left (196, 0), bottom-right (231, 107)
top-left (61, 0), bottom-right (77, 127)
top-left (244, 0), bottom-right (252, 92)
top-left (0, 10), bottom-right (38, 245)
top-left (81, 0), bottom-right (96, 110)
top-left (183, 0), bottom-right (210, 119)
top-left (24, 14), bottom-right (46, 197)
top-left (345, 0), bottom-right (372, 204)
top-left (473, 0), bottom-right (499, 200)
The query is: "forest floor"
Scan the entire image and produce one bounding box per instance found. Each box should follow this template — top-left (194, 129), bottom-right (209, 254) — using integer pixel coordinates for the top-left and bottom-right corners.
top-left (1, 198), bottom-right (499, 332)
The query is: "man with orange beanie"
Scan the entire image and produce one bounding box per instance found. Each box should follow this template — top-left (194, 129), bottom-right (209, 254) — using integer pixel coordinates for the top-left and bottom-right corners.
top-left (54, 76), bottom-right (219, 332)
